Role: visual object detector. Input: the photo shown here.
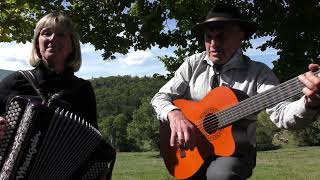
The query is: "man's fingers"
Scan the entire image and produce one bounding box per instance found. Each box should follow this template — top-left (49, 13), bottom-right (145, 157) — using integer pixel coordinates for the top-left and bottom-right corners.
top-left (170, 129), bottom-right (177, 147)
top-left (177, 131), bottom-right (185, 146)
top-left (308, 64), bottom-right (320, 72)
top-left (183, 125), bottom-right (196, 149)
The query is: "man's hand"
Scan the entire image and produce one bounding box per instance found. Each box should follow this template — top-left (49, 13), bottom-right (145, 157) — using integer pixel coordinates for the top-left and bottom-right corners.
top-left (0, 116), bottom-right (7, 140)
top-left (167, 110), bottom-right (196, 149)
top-left (298, 64), bottom-right (320, 108)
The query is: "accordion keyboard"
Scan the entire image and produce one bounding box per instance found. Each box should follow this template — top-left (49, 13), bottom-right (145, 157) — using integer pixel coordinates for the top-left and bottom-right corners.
top-left (0, 100), bottom-right (24, 166)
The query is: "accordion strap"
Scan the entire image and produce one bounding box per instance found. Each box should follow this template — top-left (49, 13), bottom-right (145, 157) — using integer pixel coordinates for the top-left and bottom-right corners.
top-left (18, 70), bottom-right (47, 103)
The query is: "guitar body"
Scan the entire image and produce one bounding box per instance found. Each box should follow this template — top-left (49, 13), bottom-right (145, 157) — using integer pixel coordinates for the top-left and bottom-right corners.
top-left (160, 86), bottom-right (253, 179)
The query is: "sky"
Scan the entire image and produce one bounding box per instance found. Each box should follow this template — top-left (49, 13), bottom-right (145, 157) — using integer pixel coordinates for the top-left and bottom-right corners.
top-left (0, 36), bottom-right (278, 80)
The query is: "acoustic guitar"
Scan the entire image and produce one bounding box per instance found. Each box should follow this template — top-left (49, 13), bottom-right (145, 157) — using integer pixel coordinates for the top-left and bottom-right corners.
top-left (160, 71), bottom-right (313, 179)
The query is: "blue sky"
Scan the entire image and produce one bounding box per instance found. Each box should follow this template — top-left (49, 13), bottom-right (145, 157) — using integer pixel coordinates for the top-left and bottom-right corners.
top-left (0, 36), bottom-right (278, 79)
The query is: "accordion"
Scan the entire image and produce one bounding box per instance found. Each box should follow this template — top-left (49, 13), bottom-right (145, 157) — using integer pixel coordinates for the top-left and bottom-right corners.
top-left (0, 96), bottom-right (116, 180)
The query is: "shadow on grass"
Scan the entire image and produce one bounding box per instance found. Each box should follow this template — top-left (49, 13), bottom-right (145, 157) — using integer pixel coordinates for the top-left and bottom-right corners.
top-left (256, 144), bottom-right (281, 151)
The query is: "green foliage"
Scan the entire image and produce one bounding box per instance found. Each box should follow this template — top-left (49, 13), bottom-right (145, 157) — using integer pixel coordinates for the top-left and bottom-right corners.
top-left (256, 111), bottom-right (278, 151)
top-left (93, 76), bottom-right (167, 151)
top-left (3, 1), bottom-right (320, 79)
top-left (99, 114), bottom-right (133, 151)
top-left (127, 97), bottom-right (160, 151)
top-left (291, 120), bottom-right (320, 146)
top-left (254, 0), bottom-right (320, 81)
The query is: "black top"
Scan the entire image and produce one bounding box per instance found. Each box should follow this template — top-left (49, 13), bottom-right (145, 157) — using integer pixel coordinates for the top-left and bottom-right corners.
top-left (0, 65), bottom-right (98, 128)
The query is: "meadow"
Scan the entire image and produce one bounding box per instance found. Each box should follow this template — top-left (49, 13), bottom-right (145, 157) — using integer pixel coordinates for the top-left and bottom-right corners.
top-left (112, 146), bottom-right (320, 180)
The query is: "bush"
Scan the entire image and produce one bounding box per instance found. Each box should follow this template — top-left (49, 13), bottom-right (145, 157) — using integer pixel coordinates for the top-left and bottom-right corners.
top-left (256, 111), bottom-right (279, 151)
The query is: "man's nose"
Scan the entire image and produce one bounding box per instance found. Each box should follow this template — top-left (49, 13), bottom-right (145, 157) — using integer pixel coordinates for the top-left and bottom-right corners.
top-left (210, 32), bottom-right (223, 44)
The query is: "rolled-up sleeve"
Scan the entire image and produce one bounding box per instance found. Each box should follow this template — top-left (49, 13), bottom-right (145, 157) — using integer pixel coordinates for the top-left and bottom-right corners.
top-left (151, 58), bottom-right (192, 122)
top-left (257, 67), bottom-right (319, 129)
top-left (266, 96), bottom-right (319, 129)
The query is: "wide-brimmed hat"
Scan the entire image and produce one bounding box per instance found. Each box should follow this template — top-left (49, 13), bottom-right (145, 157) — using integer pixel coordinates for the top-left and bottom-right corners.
top-left (191, 4), bottom-right (257, 39)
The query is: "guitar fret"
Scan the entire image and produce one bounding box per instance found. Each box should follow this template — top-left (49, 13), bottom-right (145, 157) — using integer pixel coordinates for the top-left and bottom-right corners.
top-left (214, 70), bottom-right (313, 129)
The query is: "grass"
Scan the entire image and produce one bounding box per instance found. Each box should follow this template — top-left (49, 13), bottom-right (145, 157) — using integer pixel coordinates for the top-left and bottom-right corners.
top-left (111, 146), bottom-right (320, 180)
top-left (249, 146), bottom-right (320, 180)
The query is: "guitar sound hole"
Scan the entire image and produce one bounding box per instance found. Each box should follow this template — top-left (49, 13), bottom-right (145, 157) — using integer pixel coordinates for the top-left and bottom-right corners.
top-left (203, 113), bottom-right (219, 134)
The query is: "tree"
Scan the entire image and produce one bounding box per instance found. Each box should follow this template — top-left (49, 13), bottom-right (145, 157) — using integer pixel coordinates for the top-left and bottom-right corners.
top-left (2, 0), bottom-right (320, 79)
top-left (291, 120), bottom-right (320, 146)
top-left (99, 114), bottom-right (132, 151)
top-left (127, 97), bottom-right (160, 151)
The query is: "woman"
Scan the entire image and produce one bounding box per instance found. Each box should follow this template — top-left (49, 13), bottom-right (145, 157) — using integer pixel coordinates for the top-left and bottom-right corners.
top-left (0, 12), bottom-right (108, 177)
top-left (0, 12), bottom-right (98, 134)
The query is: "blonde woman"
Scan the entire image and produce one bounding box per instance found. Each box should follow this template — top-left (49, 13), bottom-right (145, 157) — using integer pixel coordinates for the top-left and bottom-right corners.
top-left (0, 12), bottom-right (97, 131)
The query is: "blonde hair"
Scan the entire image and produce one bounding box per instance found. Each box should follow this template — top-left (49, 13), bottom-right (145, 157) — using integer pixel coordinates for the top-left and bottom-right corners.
top-left (29, 12), bottom-right (82, 72)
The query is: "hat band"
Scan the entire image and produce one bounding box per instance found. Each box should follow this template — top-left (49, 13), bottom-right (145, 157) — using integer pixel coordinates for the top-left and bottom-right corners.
top-left (204, 17), bottom-right (238, 22)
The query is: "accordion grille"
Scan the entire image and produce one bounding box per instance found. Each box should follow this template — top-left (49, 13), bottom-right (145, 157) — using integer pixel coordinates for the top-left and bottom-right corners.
top-left (29, 109), bottom-right (102, 179)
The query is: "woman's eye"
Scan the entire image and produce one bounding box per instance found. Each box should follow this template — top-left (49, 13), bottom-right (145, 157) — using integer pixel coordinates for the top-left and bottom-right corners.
top-left (41, 31), bottom-right (52, 37)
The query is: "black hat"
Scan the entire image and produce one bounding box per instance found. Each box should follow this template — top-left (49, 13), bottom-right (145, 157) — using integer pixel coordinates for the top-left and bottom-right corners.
top-left (191, 3), bottom-right (257, 39)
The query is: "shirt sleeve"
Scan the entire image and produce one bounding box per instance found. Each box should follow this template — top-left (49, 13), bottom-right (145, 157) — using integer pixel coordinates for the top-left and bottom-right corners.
top-left (266, 96), bottom-right (319, 129)
top-left (260, 67), bottom-right (320, 129)
top-left (150, 57), bottom-right (193, 122)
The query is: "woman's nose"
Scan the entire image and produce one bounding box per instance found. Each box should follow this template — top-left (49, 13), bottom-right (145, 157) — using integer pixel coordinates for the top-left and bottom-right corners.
top-left (48, 33), bottom-right (56, 41)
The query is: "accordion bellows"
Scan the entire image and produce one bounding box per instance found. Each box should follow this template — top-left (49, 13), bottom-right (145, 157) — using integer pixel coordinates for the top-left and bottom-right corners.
top-left (0, 96), bottom-right (116, 180)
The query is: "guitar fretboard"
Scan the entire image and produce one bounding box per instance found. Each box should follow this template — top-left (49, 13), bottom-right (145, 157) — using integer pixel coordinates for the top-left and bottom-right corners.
top-left (214, 70), bottom-right (320, 129)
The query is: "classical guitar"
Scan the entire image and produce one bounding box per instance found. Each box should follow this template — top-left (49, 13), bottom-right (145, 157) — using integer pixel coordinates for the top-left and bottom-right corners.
top-left (160, 71), bottom-right (315, 180)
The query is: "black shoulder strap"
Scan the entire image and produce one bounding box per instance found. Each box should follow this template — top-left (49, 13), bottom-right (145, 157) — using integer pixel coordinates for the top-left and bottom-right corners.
top-left (18, 70), bottom-right (47, 103)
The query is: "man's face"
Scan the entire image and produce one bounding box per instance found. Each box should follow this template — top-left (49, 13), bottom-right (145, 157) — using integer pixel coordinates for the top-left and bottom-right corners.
top-left (204, 23), bottom-right (245, 64)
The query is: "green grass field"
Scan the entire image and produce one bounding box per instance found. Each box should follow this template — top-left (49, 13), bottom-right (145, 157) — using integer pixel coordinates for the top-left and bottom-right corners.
top-left (111, 146), bottom-right (320, 180)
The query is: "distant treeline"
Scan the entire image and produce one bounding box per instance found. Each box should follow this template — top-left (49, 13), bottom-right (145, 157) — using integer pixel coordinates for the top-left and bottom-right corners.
top-left (91, 75), bottom-right (167, 151)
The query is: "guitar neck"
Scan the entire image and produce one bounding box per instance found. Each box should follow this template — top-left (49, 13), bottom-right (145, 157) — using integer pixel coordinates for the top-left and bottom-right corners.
top-left (216, 70), bottom-right (320, 128)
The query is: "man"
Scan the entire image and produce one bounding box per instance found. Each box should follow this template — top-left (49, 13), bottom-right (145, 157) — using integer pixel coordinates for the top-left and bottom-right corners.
top-left (151, 3), bottom-right (320, 180)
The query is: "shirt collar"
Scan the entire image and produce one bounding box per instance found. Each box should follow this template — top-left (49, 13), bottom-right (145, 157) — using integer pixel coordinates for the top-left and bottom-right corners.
top-left (203, 49), bottom-right (247, 71)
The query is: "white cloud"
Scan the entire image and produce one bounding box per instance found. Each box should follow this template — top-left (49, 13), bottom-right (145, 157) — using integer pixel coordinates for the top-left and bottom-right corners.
top-left (0, 42), bottom-right (32, 60)
top-left (80, 43), bottom-right (103, 54)
top-left (0, 37), bottom-right (278, 79)
top-left (118, 50), bottom-right (153, 66)
top-left (0, 42), bottom-right (32, 70)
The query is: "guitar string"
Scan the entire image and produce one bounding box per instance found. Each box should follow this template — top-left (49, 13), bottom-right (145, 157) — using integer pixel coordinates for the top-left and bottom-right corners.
top-left (215, 79), bottom-right (302, 126)
top-left (198, 88), bottom-right (302, 132)
top-left (199, 79), bottom-right (302, 133)
top-left (192, 76), bottom-right (303, 134)
top-left (195, 69), bottom-right (320, 135)
top-left (197, 82), bottom-right (302, 135)
top-left (193, 75), bottom-right (300, 127)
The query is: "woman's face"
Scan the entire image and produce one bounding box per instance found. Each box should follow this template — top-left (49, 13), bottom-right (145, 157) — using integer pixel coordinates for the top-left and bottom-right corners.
top-left (38, 27), bottom-right (73, 73)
